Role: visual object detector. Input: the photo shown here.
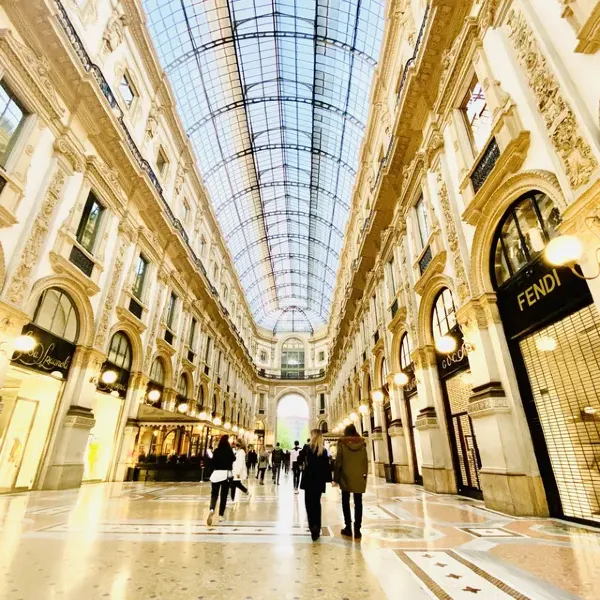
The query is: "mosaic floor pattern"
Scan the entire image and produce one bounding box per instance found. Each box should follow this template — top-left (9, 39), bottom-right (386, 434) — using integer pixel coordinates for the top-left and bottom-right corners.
top-left (0, 474), bottom-right (599, 599)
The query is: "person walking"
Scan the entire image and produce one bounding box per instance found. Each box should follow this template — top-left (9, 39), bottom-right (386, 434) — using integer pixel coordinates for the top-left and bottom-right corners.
top-left (247, 446), bottom-right (257, 474)
top-left (283, 450), bottom-right (291, 475)
top-left (290, 440), bottom-right (302, 494)
top-left (300, 429), bottom-right (332, 541)
top-left (230, 440), bottom-right (250, 502)
top-left (334, 423), bottom-right (368, 540)
top-left (271, 443), bottom-right (284, 484)
top-left (257, 447), bottom-right (269, 484)
top-left (207, 435), bottom-right (235, 526)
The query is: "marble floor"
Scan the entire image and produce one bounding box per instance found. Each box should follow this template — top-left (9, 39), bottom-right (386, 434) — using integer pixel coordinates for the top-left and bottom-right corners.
top-left (1, 473), bottom-right (599, 599)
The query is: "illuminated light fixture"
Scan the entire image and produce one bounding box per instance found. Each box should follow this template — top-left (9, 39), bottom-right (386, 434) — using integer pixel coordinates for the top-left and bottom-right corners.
top-left (359, 403), bottom-right (368, 415)
top-left (239, 428), bottom-right (245, 435)
top-left (372, 390), bottom-right (384, 403)
top-left (349, 411), bottom-right (358, 422)
top-left (232, 425), bottom-right (238, 432)
top-left (544, 235), bottom-right (583, 267)
top-left (394, 372), bottom-right (409, 387)
top-left (178, 403), bottom-right (189, 413)
top-left (51, 370), bottom-right (63, 379)
top-left (199, 411), bottom-right (208, 420)
top-left (101, 370), bottom-right (118, 385)
top-left (535, 335), bottom-right (557, 352)
top-left (13, 334), bottom-right (36, 353)
top-left (213, 416), bottom-right (222, 426)
top-left (147, 389), bottom-right (161, 402)
top-left (435, 335), bottom-right (457, 354)
top-left (224, 421), bottom-right (231, 430)
top-left (583, 406), bottom-right (598, 415)
top-left (153, 430), bottom-right (159, 437)
top-left (343, 417), bottom-right (351, 427)
top-left (110, 390), bottom-right (120, 398)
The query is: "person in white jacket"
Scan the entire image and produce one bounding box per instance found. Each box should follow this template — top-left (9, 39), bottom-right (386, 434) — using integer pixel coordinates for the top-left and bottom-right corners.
top-left (230, 440), bottom-right (250, 501)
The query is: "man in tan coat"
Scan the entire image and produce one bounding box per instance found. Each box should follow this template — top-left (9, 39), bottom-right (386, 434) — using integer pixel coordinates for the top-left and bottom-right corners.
top-left (334, 423), bottom-right (368, 539)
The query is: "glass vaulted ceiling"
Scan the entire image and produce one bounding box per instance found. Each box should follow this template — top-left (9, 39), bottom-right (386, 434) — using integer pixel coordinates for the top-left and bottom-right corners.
top-left (144, 0), bottom-right (385, 333)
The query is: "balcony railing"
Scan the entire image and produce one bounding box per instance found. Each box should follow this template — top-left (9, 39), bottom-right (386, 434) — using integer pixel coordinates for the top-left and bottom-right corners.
top-left (257, 369), bottom-right (326, 381)
top-left (471, 137), bottom-right (500, 194)
top-left (418, 245), bottom-right (433, 275)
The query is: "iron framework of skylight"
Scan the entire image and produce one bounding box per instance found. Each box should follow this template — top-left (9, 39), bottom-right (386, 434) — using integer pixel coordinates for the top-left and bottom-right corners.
top-left (143, 0), bottom-right (385, 333)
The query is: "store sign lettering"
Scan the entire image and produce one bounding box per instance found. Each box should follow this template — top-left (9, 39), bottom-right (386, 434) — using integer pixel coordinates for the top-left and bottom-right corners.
top-left (11, 324), bottom-right (75, 378)
top-left (440, 343), bottom-right (467, 370)
top-left (517, 268), bottom-right (561, 311)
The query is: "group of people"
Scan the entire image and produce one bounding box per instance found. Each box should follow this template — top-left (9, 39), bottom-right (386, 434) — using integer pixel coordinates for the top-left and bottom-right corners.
top-left (206, 424), bottom-right (369, 542)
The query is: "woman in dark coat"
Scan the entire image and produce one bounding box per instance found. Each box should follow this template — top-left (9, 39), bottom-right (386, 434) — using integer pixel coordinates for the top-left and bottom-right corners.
top-left (300, 429), bottom-right (332, 541)
top-left (207, 435), bottom-right (235, 525)
top-left (334, 423), bottom-right (368, 540)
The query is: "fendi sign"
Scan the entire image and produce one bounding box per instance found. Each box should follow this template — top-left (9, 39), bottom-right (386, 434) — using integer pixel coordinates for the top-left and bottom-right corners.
top-left (497, 255), bottom-right (592, 339)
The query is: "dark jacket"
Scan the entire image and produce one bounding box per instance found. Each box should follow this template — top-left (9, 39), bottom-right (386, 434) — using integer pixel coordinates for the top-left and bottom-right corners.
top-left (300, 447), bottom-right (332, 493)
top-left (334, 436), bottom-right (368, 493)
top-left (247, 450), bottom-right (257, 465)
top-left (272, 447), bottom-right (284, 465)
top-left (211, 444), bottom-right (235, 471)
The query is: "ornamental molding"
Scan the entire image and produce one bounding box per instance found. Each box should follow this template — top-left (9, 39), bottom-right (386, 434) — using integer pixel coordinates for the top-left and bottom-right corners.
top-left (506, 8), bottom-right (598, 190)
top-left (48, 251), bottom-right (101, 296)
top-left (53, 133), bottom-right (85, 173)
top-left (85, 155), bottom-right (126, 213)
top-left (4, 167), bottom-right (67, 307)
top-left (0, 28), bottom-right (64, 125)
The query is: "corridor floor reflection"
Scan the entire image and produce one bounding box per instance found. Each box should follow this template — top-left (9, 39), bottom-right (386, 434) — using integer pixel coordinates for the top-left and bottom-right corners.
top-left (0, 474), bottom-right (599, 599)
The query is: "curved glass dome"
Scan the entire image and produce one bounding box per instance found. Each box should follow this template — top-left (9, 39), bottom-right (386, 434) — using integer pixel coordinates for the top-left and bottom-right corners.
top-left (144, 0), bottom-right (385, 331)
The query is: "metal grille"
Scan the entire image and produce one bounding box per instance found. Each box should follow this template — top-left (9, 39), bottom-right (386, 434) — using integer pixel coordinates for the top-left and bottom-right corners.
top-left (471, 136), bottom-right (500, 193)
top-left (69, 245), bottom-right (94, 277)
top-left (419, 245), bottom-right (433, 275)
top-left (446, 370), bottom-right (481, 492)
top-left (520, 305), bottom-right (600, 523)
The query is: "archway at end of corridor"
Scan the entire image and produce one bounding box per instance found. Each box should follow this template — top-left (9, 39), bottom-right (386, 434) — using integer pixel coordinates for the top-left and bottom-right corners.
top-left (276, 393), bottom-right (309, 450)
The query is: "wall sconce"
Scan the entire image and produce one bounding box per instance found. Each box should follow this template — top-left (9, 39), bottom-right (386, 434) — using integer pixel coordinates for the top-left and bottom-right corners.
top-left (393, 372), bottom-right (409, 387)
top-left (90, 369), bottom-right (117, 385)
top-left (239, 427), bottom-right (245, 435)
top-left (358, 403), bottom-right (369, 415)
top-left (435, 326), bottom-right (476, 355)
top-left (544, 234), bottom-right (599, 279)
top-left (177, 403), bottom-right (189, 413)
top-left (213, 416), bottom-right (222, 426)
top-left (232, 424), bottom-right (239, 432)
top-left (371, 389), bottom-right (384, 403)
top-left (349, 411), bottom-right (358, 421)
top-left (224, 421), bottom-right (231, 430)
top-left (343, 417), bottom-right (351, 426)
top-left (199, 410), bottom-right (208, 420)
top-left (0, 327), bottom-right (36, 357)
top-left (147, 389), bottom-right (161, 402)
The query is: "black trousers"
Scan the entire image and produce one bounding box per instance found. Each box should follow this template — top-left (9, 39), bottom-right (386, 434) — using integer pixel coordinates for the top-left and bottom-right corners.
top-left (292, 464), bottom-right (301, 489)
top-left (304, 490), bottom-right (323, 533)
top-left (210, 480), bottom-right (230, 516)
top-left (257, 467), bottom-right (267, 481)
top-left (341, 491), bottom-right (363, 529)
top-left (230, 479), bottom-right (249, 500)
top-left (272, 463), bottom-right (281, 483)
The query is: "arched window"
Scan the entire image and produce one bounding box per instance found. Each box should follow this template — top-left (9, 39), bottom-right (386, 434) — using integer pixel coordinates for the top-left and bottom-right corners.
top-left (399, 334), bottom-right (412, 370)
top-left (432, 288), bottom-right (457, 342)
top-left (150, 358), bottom-right (165, 385)
top-left (320, 421), bottom-right (328, 433)
top-left (492, 191), bottom-right (561, 286)
top-left (281, 337), bottom-right (305, 378)
top-left (107, 332), bottom-right (132, 370)
top-left (177, 374), bottom-right (189, 398)
top-left (33, 288), bottom-right (79, 342)
top-left (380, 357), bottom-right (388, 387)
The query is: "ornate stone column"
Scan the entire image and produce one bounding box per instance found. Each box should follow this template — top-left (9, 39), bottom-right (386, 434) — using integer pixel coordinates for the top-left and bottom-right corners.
top-left (457, 295), bottom-right (549, 516)
top-left (41, 346), bottom-right (106, 490)
top-left (413, 345), bottom-right (456, 494)
top-left (385, 375), bottom-right (411, 482)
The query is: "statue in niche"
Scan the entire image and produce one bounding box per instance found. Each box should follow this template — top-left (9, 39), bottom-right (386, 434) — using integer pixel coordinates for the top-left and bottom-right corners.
top-left (102, 13), bottom-right (128, 54)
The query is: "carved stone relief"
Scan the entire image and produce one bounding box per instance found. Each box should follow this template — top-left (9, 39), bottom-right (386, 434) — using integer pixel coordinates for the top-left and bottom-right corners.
top-left (434, 165), bottom-right (470, 304)
top-left (507, 9), bottom-right (598, 189)
top-left (5, 168), bottom-right (67, 307)
top-left (144, 284), bottom-right (166, 370)
top-left (102, 13), bottom-right (128, 54)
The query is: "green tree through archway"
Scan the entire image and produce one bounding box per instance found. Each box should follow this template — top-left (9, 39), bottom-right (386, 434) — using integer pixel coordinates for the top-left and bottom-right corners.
top-left (276, 394), bottom-right (309, 449)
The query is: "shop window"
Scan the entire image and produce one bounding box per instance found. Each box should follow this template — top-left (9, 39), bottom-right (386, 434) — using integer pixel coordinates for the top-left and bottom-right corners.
top-left (461, 76), bottom-right (492, 153)
top-left (0, 82), bottom-right (27, 168)
top-left (415, 195), bottom-right (430, 248)
top-left (107, 331), bottom-right (132, 371)
top-left (76, 192), bottom-right (105, 254)
top-left (132, 254), bottom-right (149, 300)
top-left (150, 358), bottom-right (165, 384)
top-left (33, 288), bottom-right (78, 343)
top-left (492, 191), bottom-right (561, 286)
top-left (432, 288), bottom-right (457, 342)
top-left (399, 333), bottom-right (412, 370)
top-left (281, 337), bottom-right (305, 379)
top-left (156, 147), bottom-right (168, 177)
top-left (119, 72), bottom-right (136, 109)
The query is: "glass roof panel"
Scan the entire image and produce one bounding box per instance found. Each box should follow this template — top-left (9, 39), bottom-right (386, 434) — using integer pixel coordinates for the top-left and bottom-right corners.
top-left (144, 0), bottom-right (385, 331)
